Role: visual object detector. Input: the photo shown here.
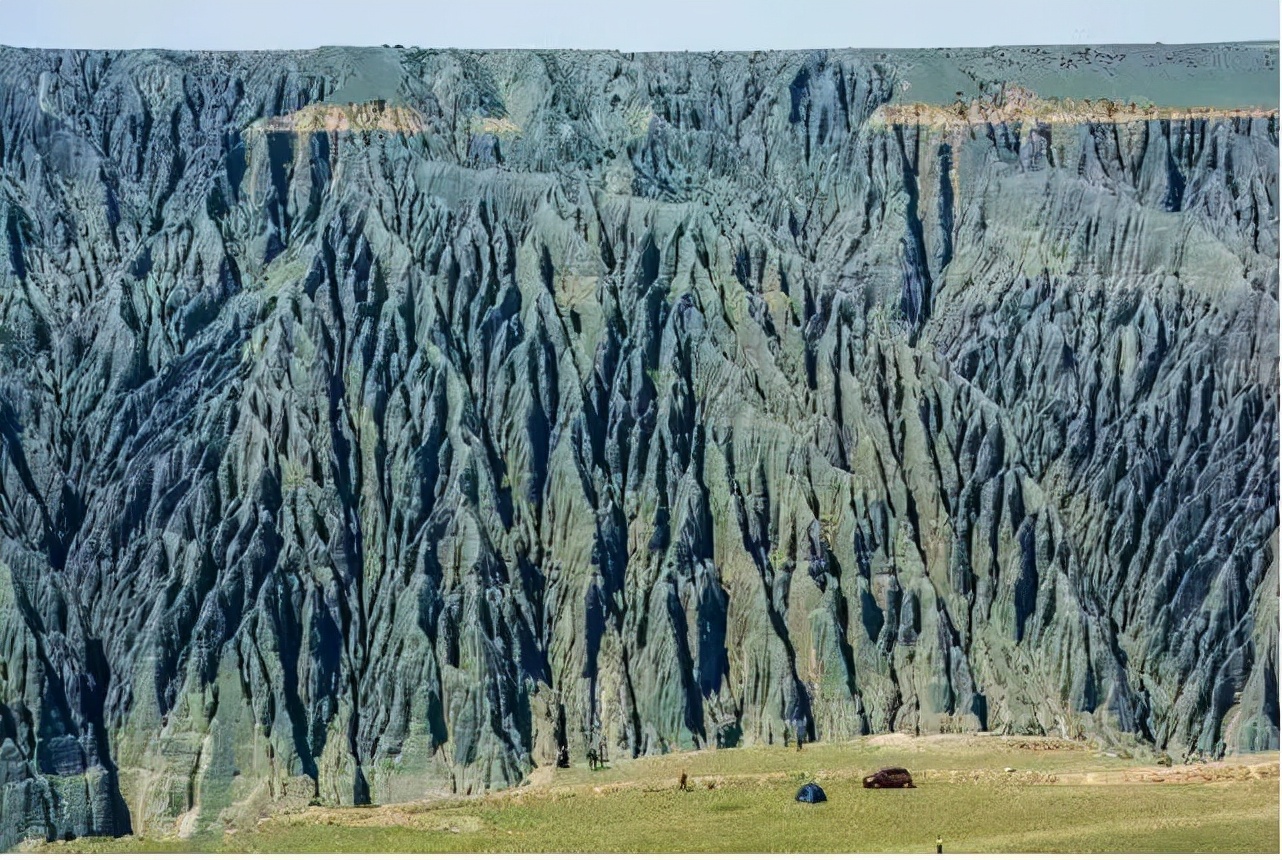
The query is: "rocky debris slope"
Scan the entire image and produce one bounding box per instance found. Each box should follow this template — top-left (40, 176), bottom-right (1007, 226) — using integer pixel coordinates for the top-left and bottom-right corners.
top-left (0, 43), bottom-right (1276, 847)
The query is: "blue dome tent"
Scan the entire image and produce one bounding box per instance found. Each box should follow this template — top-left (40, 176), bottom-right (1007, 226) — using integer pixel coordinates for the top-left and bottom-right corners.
top-left (795, 782), bottom-right (827, 803)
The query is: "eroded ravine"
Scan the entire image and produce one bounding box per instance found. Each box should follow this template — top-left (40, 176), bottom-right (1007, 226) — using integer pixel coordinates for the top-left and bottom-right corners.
top-left (0, 43), bottom-right (1276, 846)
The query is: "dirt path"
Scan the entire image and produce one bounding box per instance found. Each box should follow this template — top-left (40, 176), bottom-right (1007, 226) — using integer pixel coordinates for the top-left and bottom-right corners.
top-left (1047, 758), bottom-right (1278, 786)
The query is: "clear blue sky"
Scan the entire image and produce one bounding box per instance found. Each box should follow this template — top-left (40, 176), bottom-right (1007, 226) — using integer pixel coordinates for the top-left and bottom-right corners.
top-left (0, 0), bottom-right (1277, 51)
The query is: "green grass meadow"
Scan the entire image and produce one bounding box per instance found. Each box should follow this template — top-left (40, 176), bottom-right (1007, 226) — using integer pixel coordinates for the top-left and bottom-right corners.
top-left (39, 738), bottom-right (1280, 854)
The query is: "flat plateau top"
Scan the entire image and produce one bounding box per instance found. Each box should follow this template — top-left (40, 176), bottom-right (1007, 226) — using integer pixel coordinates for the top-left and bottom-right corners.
top-left (870, 42), bottom-right (1278, 108)
top-left (1, 41), bottom-right (1277, 109)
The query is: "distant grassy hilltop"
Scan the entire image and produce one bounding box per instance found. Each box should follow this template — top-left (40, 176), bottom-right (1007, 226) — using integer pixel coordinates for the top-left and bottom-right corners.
top-left (286, 41), bottom-right (1280, 110)
top-left (871, 42), bottom-right (1278, 108)
top-left (346, 41), bottom-right (1270, 109)
top-left (343, 41), bottom-right (1278, 110)
top-left (37, 735), bottom-right (1280, 854)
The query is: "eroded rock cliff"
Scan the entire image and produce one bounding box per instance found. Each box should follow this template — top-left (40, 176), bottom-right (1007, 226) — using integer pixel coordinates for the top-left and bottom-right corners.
top-left (0, 43), bottom-right (1277, 846)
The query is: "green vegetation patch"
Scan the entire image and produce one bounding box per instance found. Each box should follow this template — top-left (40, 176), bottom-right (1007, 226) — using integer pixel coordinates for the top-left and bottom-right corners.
top-left (44, 739), bottom-right (1279, 854)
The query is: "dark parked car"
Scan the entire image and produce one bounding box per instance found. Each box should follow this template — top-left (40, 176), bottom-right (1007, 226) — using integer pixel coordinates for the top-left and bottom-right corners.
top-left (863, 767), bottom-right (915, 788)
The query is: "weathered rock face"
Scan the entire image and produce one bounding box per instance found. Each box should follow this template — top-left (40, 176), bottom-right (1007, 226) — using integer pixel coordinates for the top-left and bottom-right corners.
top-left (0, 43), bottom-right (1276, 846)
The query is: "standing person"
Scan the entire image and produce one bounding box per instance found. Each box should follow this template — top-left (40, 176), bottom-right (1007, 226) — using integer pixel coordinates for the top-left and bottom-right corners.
top-left (937, 836), bottom-right (943, 854)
